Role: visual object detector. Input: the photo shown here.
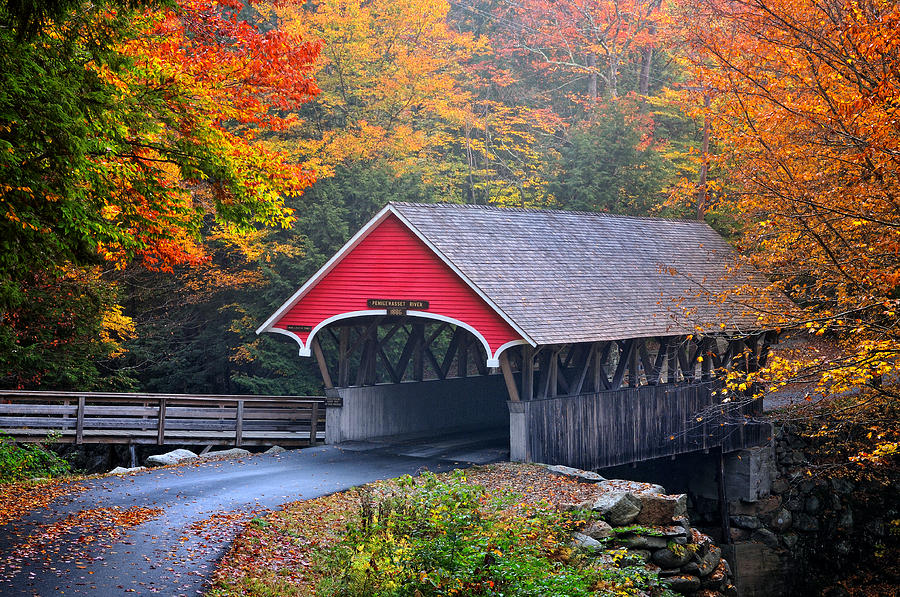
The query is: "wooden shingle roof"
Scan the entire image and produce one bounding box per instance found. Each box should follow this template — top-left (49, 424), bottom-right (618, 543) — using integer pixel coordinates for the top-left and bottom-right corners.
top-left (390, 202), bottom-right (774, 345)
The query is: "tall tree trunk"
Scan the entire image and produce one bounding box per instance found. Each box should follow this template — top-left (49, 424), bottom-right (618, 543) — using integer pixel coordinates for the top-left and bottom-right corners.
top-left (464, 118), bottom-right (475, 204)
top-left (608, 53), bottom-right (619, 98)
top-left (483, 104), bottom-right (491, 204)
top-left (640, 0), bottom-right (663, 95)
top-left (588, 53), bottom-right (598, 100)
top-left (696, 93), bottom-right (712, 220)
top-left (639, 47), bottom-right (653, 94)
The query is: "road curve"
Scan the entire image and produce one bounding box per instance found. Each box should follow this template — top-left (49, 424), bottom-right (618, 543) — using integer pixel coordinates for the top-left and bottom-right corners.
top-left (0, 446), bottom-right (464, 596)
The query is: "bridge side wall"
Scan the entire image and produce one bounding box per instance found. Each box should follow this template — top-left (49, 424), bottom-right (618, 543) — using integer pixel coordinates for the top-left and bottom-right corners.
top-left (510, 383), bottom-right (771, 469)
top-left (325, 375), bottom-right (509, 443)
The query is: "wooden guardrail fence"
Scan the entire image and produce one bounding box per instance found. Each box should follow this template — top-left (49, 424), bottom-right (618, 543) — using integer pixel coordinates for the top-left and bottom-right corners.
top-left (0, 391), bottom-right (327, 447)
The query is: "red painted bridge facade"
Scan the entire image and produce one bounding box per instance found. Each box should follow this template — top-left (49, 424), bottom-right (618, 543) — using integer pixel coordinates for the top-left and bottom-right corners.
top-left (261, 212), bottom-right (525, 366)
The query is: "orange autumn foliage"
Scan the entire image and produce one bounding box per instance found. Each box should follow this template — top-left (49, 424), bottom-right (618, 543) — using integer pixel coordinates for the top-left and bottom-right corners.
top-left (262, 0), bottom-right (477, 177)
top-left (91, 0), bottom-right (321, 272)
top-left (673, 0), bottom-right (900, 464)
top-left (498, 0), bottom-right (665, 99)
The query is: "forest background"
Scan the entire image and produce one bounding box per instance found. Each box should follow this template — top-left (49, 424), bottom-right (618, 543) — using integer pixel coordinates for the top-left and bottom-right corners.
top-left (1, 0), bottom-right (897, 467)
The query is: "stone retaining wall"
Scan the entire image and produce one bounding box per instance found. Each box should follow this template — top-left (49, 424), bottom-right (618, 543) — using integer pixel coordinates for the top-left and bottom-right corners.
top-left (690, 425), bottom-right (899, 596)
top-left (551, 465), bottom-right (737, 596)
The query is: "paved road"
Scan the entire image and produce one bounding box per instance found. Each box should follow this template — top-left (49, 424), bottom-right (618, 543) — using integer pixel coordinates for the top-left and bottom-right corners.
top-left (0, 445), bottom-right (480, 596)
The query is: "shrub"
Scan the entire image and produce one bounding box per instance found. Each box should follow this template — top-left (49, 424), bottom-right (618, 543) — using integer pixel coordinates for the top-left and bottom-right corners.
top-left (0, 434), bottom-right (70, 483)
top-left (318, 470), bottom-right (676, 597)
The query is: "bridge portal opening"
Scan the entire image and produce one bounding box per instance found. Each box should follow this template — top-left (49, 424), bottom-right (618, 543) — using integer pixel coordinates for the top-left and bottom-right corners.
top-left (312, 315), bottom-right (510, 449)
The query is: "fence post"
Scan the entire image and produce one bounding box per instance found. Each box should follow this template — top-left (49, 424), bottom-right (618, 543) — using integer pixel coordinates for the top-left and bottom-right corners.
top-left (76, 396), bottom-right (85, 444)
top-left (157, 398), bottom-right (167, 445)
top-left (235, 400), bottom-right (244, 447)
top-left (309, 401), bottom-right (319, 446)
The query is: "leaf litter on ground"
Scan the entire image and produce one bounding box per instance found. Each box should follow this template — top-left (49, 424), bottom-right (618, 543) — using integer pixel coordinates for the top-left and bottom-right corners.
top-left (208, 462), bottom-right (617, 596)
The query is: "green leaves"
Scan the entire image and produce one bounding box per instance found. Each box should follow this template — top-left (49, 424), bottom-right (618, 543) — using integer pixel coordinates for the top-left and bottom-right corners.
top-left (0, 433), bottom-right (71, 483)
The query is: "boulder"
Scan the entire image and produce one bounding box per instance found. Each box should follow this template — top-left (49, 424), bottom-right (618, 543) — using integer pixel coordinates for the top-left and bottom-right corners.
top-left (771, 478), bottom-right (789, 494)
top-left (658, 524), bottom-right (689, 538)
top-left (652, 546), bottom-right (694, 568)
top-left (597, 479), bottom-right (666, 495)
top-left (265, 445), bottom-right (286, 455)
top-left (620, 534), bottom-right (669, 550)
top-left (730, 515), bottom-right (761, 530)
top-left (795, 513), bottom-right (819, 532)
top-left (108, 466), bottom-right (145, 475)
top-left (582, 520), bottom-right (614, 540)
top-left (691, 530), bottom-right (713, 551)
top-left (674, 516), bottom-right (692, 536)
top-left (199, 448), bottom-right (250, 460)
top-left (546, 464), bottom-right (605, 483)
top-left (804, 495), bottom-right (821, 514)
top-left (592, 492), bottom-right (642, 526)
top-left (559, 500), bottom-right (595, 512)
top-left (782, 532), bottom-right (799, 549)
top-left (769, 508), bottom-right (793, 532)
top-left (700, 561), bottom-right (729, 591)
top-left (633, 493), bottom-right (687, 526)
top-left (571, 532), bottom-right (604, 552)
top-left (666, 574), bottom-right (701, 594)
top-left (729, 528), bottom-right (751, 542)
top-left (627, 549), bottom-right (652, 562)
top-left (145, 449), bottom-right (197, 467)
top-left (731, 495), bottom-right (781, 516)
top-left (684, 545), bottom-right (721, 577)
top-left (751, 528), bottom-right (779, 549)
top-left (830, 477), bottom-right (854, 495)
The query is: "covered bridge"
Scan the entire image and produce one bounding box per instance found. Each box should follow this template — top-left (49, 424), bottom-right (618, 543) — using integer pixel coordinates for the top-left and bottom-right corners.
top-left (257, 202), bottom-right (776, 469)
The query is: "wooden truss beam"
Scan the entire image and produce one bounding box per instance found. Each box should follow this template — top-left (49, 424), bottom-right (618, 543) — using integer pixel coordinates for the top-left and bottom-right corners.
top-left (490, 332), bottom-right (775, 402)
top-left (310, 316), bottom-right (776, 398)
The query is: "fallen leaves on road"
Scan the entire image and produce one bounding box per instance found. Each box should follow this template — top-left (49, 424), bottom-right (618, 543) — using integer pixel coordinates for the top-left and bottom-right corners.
top-left (209, 488), bottom-right (358, 596)
top-left (188, 510), bottom-right (256, 540)
top-left (0, 480), bottom-right (86, 527)
top-left (0, 505), bottom-right (162, 582)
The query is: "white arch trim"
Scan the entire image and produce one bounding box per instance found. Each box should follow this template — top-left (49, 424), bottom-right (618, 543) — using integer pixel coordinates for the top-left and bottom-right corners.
top-left (490, 339), bottom-right (530, 365)
top-left (406, 311), bottom-right (496, 367)
top-left (268, 309), bottom-right (516, 367)
top-left (267, 327), bottom-right (307, 354)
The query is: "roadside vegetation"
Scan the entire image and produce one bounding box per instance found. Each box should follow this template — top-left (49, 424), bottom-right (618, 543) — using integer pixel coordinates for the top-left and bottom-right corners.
top-left (0, 434), bottom-right (84, 530)
top-left (209, 464), bottom-right (676, 597)
top-left (0, 434), bottom-right (70, 483)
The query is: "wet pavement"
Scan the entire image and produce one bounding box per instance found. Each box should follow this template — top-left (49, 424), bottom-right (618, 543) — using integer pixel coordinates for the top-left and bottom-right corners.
top-left (0, 438), bottom-right (505, 596)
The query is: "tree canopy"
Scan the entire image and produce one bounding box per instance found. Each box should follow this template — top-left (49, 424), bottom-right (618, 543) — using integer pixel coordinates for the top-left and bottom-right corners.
top-left (1, 0), bottom-right (896, 472)
top-left (670, 0), bottom-right (900, 465)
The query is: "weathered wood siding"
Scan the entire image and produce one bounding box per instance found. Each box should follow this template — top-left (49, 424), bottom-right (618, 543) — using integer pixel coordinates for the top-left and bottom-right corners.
top-left (524, 383), bottom-right (771, 469)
